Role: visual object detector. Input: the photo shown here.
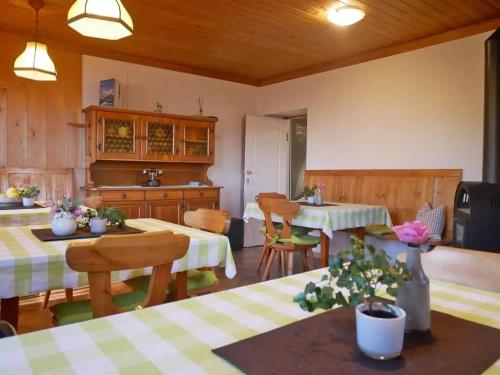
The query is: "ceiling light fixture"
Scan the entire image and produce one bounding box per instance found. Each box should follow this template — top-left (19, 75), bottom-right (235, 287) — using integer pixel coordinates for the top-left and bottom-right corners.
top-left (13, 0), bottom-right (57, 81)
top-left (67, 0), bottom-right (134, 40)
top-left (327, 6), bottom-right (365, 26)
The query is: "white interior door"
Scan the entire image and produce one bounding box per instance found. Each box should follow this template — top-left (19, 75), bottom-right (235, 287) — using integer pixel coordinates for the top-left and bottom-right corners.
top-left (243, 114), bottom-right (289, 247)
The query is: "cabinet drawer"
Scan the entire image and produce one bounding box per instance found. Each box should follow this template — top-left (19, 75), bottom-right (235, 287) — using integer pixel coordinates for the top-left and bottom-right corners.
top-left (100, 190), bottom-right (145, 202)
top-left (183, 189), bottom-right (219, 199)
top-left (145, 190), bottom-right (183, 200)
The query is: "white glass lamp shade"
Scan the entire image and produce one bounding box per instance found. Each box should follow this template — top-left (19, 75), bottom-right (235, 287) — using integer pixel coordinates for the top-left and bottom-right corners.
top-left (68, 0), bottom-right (134, 40)
top-left (327, 6), bottom-right (365, 26)
top-left (14, 42), bottom-right (57, 81)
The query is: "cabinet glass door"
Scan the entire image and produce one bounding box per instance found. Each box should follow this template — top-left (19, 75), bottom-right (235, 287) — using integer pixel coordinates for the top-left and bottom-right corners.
top-left (181, 120), bottom-right (215, 162)
top-left (142, 116), bottom-right (180, 161)
top-left (96, 111), bottom-right (141, 160)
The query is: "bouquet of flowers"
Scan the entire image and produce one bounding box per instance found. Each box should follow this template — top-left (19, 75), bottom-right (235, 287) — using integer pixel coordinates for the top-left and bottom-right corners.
top-left (50, 196), bottom-right (84, 219)
top-left (392, 220), bottom-right (430, 245)
top-left (19, 186), bottom-right (40, 199)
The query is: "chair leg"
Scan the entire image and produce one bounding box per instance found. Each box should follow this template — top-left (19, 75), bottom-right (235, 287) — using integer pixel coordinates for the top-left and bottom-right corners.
top-left (301, 250), bottom-right (309, 272)
top-left (309, 249), bottom-right (318, 269)
top-left (262, 249), bottom-right (277, 281)
top-left (65, 289), bottom-right (74, 302)
top-left (43, 290), bottom-right (51, 308)
top-left (256, 242), bottom-right (270, 272)
top-left (287, 252), bottom-right (294, 276)
top-left (280, 252), bottom-right (285, 277)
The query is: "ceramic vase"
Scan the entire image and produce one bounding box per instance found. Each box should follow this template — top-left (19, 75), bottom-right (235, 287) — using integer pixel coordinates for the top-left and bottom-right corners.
top-left (22, 198), bottom-right (34, 207)
top-left (51, 217), bottom-right (77, 236)
top-left (307, 196), bottom-right (315, 204)
top-left (396, 244), bottom-right (431, 332)
top-left (356, 303), bottom-right (406, 360)
top-left (89, 218), bottom-right (107, 235)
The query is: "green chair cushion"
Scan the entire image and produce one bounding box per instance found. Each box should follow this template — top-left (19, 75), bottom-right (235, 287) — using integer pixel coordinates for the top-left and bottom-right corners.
top-left (365, 225), bottom-right (393, 236)
top-left (260, 224), bottom-right (310, 236)
top-left (124, 270), bottom-right (218, 295)
top-left (278, 234), bottom-right (320, 246)
top-left (49, 290), bottom-right (147, 326)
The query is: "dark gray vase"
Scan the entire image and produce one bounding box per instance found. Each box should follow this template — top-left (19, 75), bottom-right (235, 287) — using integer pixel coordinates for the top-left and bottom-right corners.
top-left (396, 245), bottom-right (431, 332)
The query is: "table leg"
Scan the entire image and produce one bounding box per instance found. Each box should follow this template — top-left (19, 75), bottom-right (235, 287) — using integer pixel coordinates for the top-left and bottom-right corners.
top-left (1, 297), bottom-right (19, 330)
top-left (320, 232), bottom-right (330, 267)
top-left (175, 271), bottom-right (188, 300)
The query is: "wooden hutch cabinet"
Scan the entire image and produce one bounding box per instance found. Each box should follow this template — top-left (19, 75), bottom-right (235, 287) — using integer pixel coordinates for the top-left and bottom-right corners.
top-left (81, 106), bottom-right (221, 223)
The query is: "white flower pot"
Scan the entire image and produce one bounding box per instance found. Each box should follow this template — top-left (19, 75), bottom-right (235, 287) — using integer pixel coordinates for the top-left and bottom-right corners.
top-left (51, 217), bottom-right (77, 237)
top-left (90, 218), bottom-right (107, 235)
top-left (307, 196), bottom-right (315, 204)
top-left (22, 198), bottom-right (35, 207)
top-left (356, 303), bottom-right (406, 360)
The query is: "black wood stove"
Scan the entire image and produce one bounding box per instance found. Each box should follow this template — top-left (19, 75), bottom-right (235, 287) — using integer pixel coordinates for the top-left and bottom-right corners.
top-left (453, 29), bottom-right (500, 253)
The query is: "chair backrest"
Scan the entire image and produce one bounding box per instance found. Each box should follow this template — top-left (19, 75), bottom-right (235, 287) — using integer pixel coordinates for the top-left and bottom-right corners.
top-left (84, 196), bottom-right (103, 210)
top-left (259, 198), bottom-right (300, 239)
top-left (183, 208), bottom-right (229, 234)
top-left (256, 192), bottom-right (287, 210)
top-left (0, 320), bottom-right (16, 339)
top-left (66, 230), bottom-right (189, 319)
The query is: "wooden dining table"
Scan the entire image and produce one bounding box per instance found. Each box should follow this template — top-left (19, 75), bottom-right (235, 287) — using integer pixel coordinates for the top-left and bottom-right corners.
top-left (243, 201), bottom-right (393, 266)
top-left (0, 247), bottom-right (498, 374)
top-left (0, 218), bottom-right (236, 329)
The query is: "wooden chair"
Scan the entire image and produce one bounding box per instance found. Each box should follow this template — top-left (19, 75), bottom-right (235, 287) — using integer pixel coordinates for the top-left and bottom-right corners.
top-left (260, 198), bottom-right (319, 281)
top-left (49, 230), bottom-right (189, 325)
top-left (125, 208), bottom-right (229, 298)
top-left (43, 196), bottom-right (103, 308)
top-left (255, 193), bottom-right (287, 273)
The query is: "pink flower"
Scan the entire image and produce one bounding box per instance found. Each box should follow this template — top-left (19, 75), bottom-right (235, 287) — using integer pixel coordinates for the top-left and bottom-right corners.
top-left (317, 183), bottom-right (326, 190)
top-left (393, 220), bottom-right (430, 245)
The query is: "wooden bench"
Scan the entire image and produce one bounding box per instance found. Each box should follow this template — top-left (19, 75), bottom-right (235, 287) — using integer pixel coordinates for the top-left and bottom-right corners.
top-left (304, 169), bottom-right (462, 247)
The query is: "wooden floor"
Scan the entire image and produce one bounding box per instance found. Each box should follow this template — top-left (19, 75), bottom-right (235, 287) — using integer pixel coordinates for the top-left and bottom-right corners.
top-left (17, 246), bottom-right (321, 334)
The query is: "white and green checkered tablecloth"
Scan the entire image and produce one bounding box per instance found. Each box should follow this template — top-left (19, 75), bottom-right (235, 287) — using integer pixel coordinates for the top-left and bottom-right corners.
top-left (0, 205), bottom-right (52, 227)
top-left (243, 202), bottom-right (393, 238)
top-left (0, 268), bottom-right (498, 374)
top-left (0, 218), bottom-right (235, 299)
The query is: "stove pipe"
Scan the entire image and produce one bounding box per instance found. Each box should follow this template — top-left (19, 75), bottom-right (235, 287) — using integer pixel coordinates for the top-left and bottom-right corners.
top-left (483, 29), bottom-right (500, 183)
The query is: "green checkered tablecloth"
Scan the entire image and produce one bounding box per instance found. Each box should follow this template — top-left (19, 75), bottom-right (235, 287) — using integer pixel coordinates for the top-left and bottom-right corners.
top-left (0, 218), bottom-right (235, 299)
top-left (0, 206), bottom-right (52, 227)
top-left (0, 268), bottom-right (498, 374)
top-left (243, 202), bottom-right (393, 238)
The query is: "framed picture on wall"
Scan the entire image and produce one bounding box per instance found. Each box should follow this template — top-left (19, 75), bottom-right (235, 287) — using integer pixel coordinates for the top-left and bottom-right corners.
top-left (99, 78), bottom-right (122, 107)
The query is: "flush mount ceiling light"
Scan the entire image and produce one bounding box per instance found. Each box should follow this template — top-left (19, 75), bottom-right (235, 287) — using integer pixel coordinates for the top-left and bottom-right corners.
top-left (13, 0), bottom-right (57, 81)
top-left (67, 0), bottom-right (134, 40)
top-left (327, 6), bottom-right (365, 26)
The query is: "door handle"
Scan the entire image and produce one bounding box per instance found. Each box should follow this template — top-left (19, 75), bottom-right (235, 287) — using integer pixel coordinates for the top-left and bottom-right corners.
top-left (246, 170), bottom-right (253, 175)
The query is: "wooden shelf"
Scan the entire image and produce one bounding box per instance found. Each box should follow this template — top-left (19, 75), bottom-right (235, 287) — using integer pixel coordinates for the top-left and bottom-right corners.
top-left (185, 139), bottom-right (208, 143)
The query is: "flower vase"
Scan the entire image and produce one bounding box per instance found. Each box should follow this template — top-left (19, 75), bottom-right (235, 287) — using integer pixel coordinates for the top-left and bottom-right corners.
top-left (314, 189), bottom-right (323, 205)
top-left (396, 244), bottom-right (431, 332)
top-left (52, 217), bottom-right (77, 237)
top-left (307, 196), bottom-right (315, 204)
top-left (22, 198), bottom-right (34, 207)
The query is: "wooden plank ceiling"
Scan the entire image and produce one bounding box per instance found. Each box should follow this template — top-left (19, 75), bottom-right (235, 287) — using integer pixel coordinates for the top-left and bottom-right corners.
top-left (1, 0), bottom-right (500, 86)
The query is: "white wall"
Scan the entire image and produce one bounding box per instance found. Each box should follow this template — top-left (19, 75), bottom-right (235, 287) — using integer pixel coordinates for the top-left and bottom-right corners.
top-left (82, 56), bottom-right (257, 216)
top-left (257, 32), bottom-right (490, 181)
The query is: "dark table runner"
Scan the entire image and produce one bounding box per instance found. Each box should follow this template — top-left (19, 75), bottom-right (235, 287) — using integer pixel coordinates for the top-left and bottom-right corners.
top-left (31, 225), bottom-right (143, 242)
top-left (213, 307), bottom-right (500, 375)
top-left (0, 203), bottom-right (45, 210)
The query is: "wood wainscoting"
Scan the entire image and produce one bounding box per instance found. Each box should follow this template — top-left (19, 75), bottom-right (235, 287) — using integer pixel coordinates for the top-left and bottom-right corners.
top-left (304, 169), bottom-right (462, 238)
top-left (0, 168), bottom-right (73, 202)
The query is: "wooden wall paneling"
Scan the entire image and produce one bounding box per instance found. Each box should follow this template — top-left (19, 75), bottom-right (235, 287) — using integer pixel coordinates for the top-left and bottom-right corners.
top-left (6, 80), bottom-right (27, 167)
top-left (45, 82), bottom-right (66, 168)
top-left (0, 88), bottom-right (6, 166)
top-left (304, 174), bottom-right (359, 202)
top-left (27, 82), bottom-right (47, 168)
top-left (0, 168), bottom-right (73, 201)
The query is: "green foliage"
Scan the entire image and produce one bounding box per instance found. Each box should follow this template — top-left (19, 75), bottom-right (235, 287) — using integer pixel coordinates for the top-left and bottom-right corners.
top-left (293, 185), bottom-right (317, 200)
top-left (19, 186), bottom-right (40, 199)
top-left (81, 206), bottom-right (126, 228)
top-left (293, 236), bottom-right (411, 313)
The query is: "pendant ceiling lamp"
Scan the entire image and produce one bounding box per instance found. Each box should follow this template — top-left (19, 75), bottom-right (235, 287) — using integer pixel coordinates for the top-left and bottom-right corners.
top-left (13, 0), bottom-right (57, 81)
top-left (67, 0), bottom-right (134, 40)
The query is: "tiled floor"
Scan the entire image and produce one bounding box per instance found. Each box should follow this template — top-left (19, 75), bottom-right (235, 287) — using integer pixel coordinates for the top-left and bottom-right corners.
top-left (16, 246), bottom-right (321, 334)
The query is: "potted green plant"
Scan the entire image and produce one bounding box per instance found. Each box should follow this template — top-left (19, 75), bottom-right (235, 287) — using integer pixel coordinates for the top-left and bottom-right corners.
top-left (50, 197), bottom-right (83, 236)
top-left (82, 206), bottom-right (126, 235)
top-left (294, 185), bottom-right (316, 204)
top-left (19, 186), bottom-right (40, 207)
top-left (294, 237), bottom-right (411, 360)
